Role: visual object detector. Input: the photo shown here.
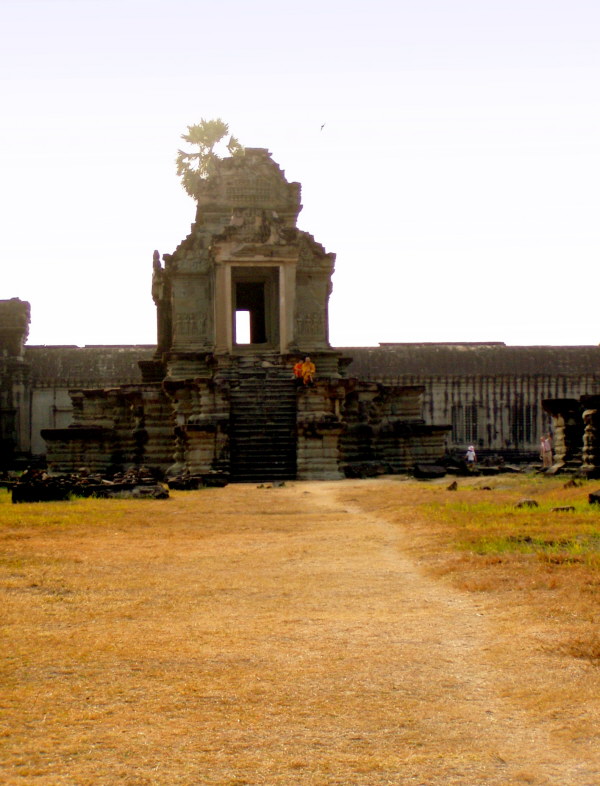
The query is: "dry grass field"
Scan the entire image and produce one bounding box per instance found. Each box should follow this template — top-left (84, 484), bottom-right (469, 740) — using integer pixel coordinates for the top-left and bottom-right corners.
top-left (1, 474), bottom-right (600, 785)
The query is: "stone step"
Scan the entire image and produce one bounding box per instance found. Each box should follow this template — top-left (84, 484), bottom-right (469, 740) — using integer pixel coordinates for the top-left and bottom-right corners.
top-left (230, 402), bottom-right (296, 414)
top-left (232, 423), bottom-right (295, 431)
top-left (230, 385), bottom-right (296, 394)
top-left (233, 450), bottom-right (295, 459)
top-left (231, 417), bottom-right (296, 426)
top-left (231, 418), bottom-right (296, 437)
top-left (232, 450), bottom-right (296, 460)
top-left (233, 369), bottom-right (294, 379)
top-left (232, 443), bottom-right (296, 452)
top-left (230, 397), bottom-right (296, 407)
top-left (231, 398), bottom-right (295, 405)
top-left (231, 414), bottom-right (296, 422)
top-left (233, 465), bottom-right (295, 473)
top-left (228, 372), bottom-right (298, 482)
top-left (232, 421), bottom-right (296, 429)
top-left (230, 397), bottom-right (296, 405)
top-left (230, 440), bottom-right (296, 451)
top-left (232, 408), bottom-right (296, 418)
top-left (229, 388), bottom-right (296, 397)
top-left (231, 451), bottom-right (296, 462)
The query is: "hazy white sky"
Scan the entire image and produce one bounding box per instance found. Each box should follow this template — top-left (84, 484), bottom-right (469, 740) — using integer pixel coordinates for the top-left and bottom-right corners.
top-left (1, 0), bottom-right (599, 347)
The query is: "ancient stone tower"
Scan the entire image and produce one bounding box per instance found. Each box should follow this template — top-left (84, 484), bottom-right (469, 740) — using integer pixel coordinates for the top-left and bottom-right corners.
top-left (42, 149), bottom-right (449, 480)
top-left (145, 147), bottom-right (340, 381)
top-left (137, 147), bottom-right (346, 481)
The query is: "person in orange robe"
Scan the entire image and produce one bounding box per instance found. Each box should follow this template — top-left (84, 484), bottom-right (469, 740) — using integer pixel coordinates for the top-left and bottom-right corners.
top-left (301, 356), bottom-right (316, 386)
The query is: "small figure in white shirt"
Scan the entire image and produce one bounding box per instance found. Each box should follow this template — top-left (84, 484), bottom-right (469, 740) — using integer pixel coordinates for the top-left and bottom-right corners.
top-left (465, 445), bottom-right (477, 467)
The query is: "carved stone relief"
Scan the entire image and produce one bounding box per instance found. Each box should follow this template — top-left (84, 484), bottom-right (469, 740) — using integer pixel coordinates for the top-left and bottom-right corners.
top-left (174, 313), bottom-right (202, 338)
top-left (225, 177), bottom-right (274, 207)
top-left (295, 312), bottom-right (324, 339)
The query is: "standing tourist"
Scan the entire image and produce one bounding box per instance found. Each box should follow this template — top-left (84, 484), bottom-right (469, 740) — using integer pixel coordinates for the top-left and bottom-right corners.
top-left (540, 434), bottom-right (553, 468)
top-left (465, 445), bottom-right (477, 467)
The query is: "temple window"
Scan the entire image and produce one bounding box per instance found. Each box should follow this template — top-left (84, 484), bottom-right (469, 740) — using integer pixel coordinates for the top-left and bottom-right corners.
top-left (511, 404), bottom-right (533, 445)
top-left (451, 403), bottom-right (478, 444)
top-left (232, 266), bottom-right (280, 348)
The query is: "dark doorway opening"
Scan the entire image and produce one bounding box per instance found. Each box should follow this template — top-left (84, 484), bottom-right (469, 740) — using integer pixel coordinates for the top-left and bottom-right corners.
top-left (232, 267), bottom-right (279, 348)
top-left (235, 281), bottom-right (267, 344)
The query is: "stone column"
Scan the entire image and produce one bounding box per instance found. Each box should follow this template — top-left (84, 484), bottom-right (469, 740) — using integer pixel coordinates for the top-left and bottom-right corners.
top-left (214, 263), bottom-right (232, 354)
top-left (581, 395), bottom-right (600, 479)
top-left (542, 398), bottom-right (583, 466)
top-left (281, 260), bottom-right (296, 353)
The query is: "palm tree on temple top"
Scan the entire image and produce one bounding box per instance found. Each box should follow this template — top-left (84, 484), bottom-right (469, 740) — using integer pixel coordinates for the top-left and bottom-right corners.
top-left (175, 118), bottom-right (244, 198)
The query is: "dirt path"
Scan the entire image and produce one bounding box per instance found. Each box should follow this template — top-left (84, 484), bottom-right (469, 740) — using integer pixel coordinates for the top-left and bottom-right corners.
top-left (280, 481), bottom-right (600, 785)
top-left (4, 480), bottom-right (600, 785)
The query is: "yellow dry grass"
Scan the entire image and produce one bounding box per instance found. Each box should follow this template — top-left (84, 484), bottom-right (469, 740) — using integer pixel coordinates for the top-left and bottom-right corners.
top-left (1, 475), bottom-right (600, 785)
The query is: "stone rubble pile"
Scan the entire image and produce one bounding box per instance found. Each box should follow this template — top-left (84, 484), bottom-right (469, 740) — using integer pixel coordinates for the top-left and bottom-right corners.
top-left (11, 467), bottom-right (169, 503)
top-left (166, 471), bottom-right (229, 490)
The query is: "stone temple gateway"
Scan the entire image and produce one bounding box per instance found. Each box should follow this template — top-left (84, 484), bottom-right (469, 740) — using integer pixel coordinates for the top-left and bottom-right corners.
top-left (149, 148), bottom-right (340, 380)
top-left (41, 149), bottom-right (448, 480)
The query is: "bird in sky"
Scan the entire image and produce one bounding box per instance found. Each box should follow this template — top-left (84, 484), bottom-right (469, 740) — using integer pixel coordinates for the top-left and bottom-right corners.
top-left (320, 123), bottom-right (325, 131)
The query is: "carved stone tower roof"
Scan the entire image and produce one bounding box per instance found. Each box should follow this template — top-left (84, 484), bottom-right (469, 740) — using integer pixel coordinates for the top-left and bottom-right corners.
top-left (195, 148), bottom-right (302, 229)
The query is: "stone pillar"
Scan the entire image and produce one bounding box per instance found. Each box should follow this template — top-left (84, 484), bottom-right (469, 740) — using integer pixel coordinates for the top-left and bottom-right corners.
top-left (581, 395), bottom-right (600, 478)
top-left (214, 262), bottom-right (232, 354)
top-left (281, 260), bottom-right (296, 353)
top-left (542, 398), bottom-right (583, 466)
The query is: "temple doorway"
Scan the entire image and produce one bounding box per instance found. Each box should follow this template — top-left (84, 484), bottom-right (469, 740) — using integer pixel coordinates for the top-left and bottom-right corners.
top-left (232, 266), bottom-right (280, 349)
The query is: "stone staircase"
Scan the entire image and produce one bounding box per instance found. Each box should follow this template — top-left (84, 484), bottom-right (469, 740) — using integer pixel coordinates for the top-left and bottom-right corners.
top-left (228, 362), bottom-right (298, 482)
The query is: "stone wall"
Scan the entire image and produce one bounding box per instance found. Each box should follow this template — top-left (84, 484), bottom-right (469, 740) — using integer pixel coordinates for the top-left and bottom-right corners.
top-left (343, 345), bottom-right (600, 459)
top-left (43, 383), bottom-right (174, 475)
top-left (29, 388), bottom-right (73, 455)
top-left (338, 382), bottom-right (448, 472)
top-left (0, 299), bottom-right (30, 468)
top-left (296, 381), bottom-right (346, 480)
top-left (8, 340), bottom-right (600, 468)
top-left (12, 345), bottom-right (600, 468)
top-left (163, 378), bottom-right (230, 476)
top-left (416, 374), bottom-right (598, 456)
top-left (25, 345), bottom-right (152, 459)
